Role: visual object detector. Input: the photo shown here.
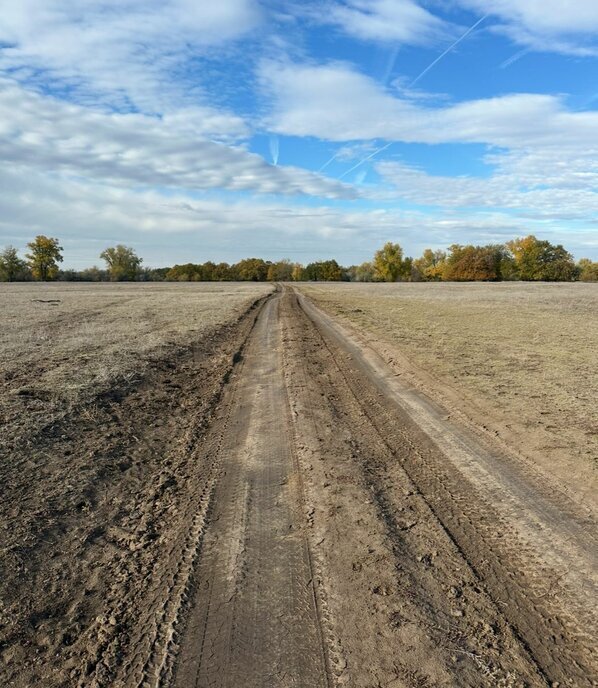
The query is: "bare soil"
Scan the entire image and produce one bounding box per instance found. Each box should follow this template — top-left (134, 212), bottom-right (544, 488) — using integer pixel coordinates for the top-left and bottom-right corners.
top-left (296, 282), bottom-right (598, 507)
top-left (0, 282), bottom-right (272, 449)
top-left (1, 284), bottom-right (596, 687)
top-left (0, 282), bottom-right (272, 687)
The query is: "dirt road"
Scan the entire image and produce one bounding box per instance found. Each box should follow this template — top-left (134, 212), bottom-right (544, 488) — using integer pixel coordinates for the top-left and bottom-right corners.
top-left (2, 286), bottom-right (595, 687)
top-left (171, 294), bottom-right (331, 688)
top-left (167, 287), bottom-right (596, 687)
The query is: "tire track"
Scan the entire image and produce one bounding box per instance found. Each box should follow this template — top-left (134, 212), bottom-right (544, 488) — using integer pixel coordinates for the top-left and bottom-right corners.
top-left (280, 288), bottom-right (545, 686)
top-left (170, 293), bottom-right (332, 688)
top-left (290, 287), bottom-right (596, 686)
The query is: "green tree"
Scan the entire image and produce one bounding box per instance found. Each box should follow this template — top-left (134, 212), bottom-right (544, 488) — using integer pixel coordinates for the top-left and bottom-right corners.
top-left (213, 262), bottom-right (233, 280)
top-left (233, 258), bottom-right (269, 281)
top-left (0, 246), bottom-right (28, 282)
top-left (577, 259), bottom-right (598, 282)
top-left (100, 245), bottom-right (142, 281)
top-left (267, 259), bottom-right (294, 281)
top-left (319, 259), bottom-right (343, 281)
top-left (197, 261), bottom-right (215, 281)
top-left (373, 242), bottom-right (411, 282)
top-left (26, 235), bottom-right (63, 281)
top-left (79, 266), bottom-right (108, 281)
top-left (302, 260), bottom-right (343, 281)
top-left (506, 235), bottom-right (576, 281)
top-left (140, 267), bottom-right (170, 281)
top-left (355, 261), bottom-right (375, 282)
top-left (166, 263), bottom-right (200, 281)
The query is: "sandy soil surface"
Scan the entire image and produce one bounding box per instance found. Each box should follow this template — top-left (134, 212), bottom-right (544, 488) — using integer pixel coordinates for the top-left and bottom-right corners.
top-left (171, 295), bottom-right (331, 688)
top-left (296, 282), bottom-right (598, 506)
top-left (287, 288), bottom-right (596, 686)
top-left (1, 284), bottom-right (596, 687)
top-left (0, 282), bottom-right (272, 687)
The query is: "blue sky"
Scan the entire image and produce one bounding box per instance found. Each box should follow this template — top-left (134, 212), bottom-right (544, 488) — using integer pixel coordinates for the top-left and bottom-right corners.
top-left (0, 0), bottom-right (597, 268)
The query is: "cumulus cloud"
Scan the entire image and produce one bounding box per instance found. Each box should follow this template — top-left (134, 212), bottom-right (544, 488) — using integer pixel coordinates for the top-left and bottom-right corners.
top-left (261, 60), bottom-right (598, 149)
top-left (319, 0), bottom-right (452, 45)
top-left (0, 0), bottom-right (262, 110)
top-left (6, 162), bottom-right (595, 266)
top-left (1, 2), bottom-right (595, 265)
top-left (376, 150), bottom-right (598, 219)
top-left (457, 0), bottom-right (598, 55)
top-left (0, 80), bottom-right (355, 200)
top-left (308, 1), bottom-right (598, 57)
top-left (260, 59), bottom-right (597, 229)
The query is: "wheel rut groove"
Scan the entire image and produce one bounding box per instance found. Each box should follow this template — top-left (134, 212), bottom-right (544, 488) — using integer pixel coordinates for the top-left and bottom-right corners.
top-left (170, 293), bottom-right (332, 688)
top-left (287, 287), bottom-right (595, 686)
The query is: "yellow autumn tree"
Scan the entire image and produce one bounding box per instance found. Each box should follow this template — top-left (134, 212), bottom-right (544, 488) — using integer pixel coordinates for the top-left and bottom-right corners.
top-left (413, 248), bottom-right (446, 281)
top-left (291, 263), bottom-right (304, 281)
top-left (577, 258), bottom-right (598, 282)
top-left (507, 235), bottom-right (576, 281)
top-left (373, 242), bottom-right (410, 282)
top-left (26, 235), bottom-right (63, 281)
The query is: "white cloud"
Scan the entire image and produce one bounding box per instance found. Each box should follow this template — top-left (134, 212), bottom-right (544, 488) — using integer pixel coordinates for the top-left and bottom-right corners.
top-left (0, 80), bottom-right (355, 200)
top-left (458, 0), bottom-right (598, 55)
top-left (0, 0), bottom-right (262, 110)
top-left (462, 0), bottom-right (598, 34)
top-left (376, 150), bottom-right (598, 219)
top-left (261, 59), bottom-right (597, 227)
top-left (1, 2), bottom-right (596, 265)
top-left (321, 0), bottom-right (452, 44)
top-left (311, 1), bottom-right (598, 56)
top-left (5, 161), bottom-right (596, 266)
top-left (2, 161), bottom-right (596, 265)
top-left (261, 61), bottom-right (598, 149)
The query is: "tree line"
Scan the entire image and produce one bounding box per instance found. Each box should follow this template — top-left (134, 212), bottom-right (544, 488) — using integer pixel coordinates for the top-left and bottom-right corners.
top-left (1, 234), bottom-right (597, 283)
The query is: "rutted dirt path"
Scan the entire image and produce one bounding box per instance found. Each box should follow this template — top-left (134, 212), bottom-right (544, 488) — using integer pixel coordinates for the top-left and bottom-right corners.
top-left (2, 287), bottom-right (596, 687)
top-left (171, 294), bottom-right (331, 687)
top-left (168, 287), bottom-right (595, 687)
top-left (282, 288), bottom-right (596, 686)
top-left (0, 293), bottom-right (271, 687)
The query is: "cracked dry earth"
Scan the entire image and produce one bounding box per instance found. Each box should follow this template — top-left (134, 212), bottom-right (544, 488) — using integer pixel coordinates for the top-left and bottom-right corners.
top-left (1, 287), bottom-right (596, 687)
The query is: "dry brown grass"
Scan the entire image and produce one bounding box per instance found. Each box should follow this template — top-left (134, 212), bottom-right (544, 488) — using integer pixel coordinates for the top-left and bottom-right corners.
top-left (298, 282), bottom-right (598, 487)
top-left (0, 281), bottom-right (272, 437)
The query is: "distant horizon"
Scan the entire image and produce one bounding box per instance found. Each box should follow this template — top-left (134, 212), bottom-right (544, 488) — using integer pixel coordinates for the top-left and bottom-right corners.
top-left (3, 232), bottom-right (595, 273)
top-left (1, 1), bottom-right (597, 265)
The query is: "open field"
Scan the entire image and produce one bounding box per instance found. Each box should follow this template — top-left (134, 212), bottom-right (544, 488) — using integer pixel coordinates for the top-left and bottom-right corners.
top-left (298, 282), bottom-right (598, 502)
top-left (1, 282), bottom-right (596, 687)
top-left (0, 282), bottom-right (273, 445)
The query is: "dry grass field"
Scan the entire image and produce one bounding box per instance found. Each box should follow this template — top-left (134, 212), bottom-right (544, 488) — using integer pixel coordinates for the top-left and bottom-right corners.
top-left (0, 282), bottom-right (272, 445)
top-left (298, 282), bottom-right (598, 500)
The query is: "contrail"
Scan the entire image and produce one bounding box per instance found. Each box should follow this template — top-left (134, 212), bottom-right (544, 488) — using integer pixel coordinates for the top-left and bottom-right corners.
top-left (411, 14), bottom-right (488, 86)
top-left (383, 46), bottom-right (400, 85)
top-left (269, 135), bottom-right (279, 166)
top-left (354, 168), bottom-right (368, 185)
top-left (318, 151), bottom-right (338, 172)
top-left (338, 142), bottom-right (393, 180)
top-left (499, 48), bottom-right (528, 69)
top-left (335, 15), bottom-right (488, 182)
